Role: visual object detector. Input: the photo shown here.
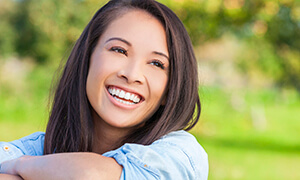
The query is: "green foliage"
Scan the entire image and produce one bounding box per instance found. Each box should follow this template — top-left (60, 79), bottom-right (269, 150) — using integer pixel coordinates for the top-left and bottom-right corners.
top-left (163, 0), bottom-right (300, 91)
top-left (1, 0), bottom-right (299, 90)
top-left (0, 1), bottom-right (17, 57)
top-left (0, 0), bottom-right (107, 63)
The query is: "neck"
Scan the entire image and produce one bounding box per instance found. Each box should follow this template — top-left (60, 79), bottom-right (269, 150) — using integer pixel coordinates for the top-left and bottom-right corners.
top-left (92, 126), bottom-right (126, 154)
top-left (92, 112), bottom-right (132, 154)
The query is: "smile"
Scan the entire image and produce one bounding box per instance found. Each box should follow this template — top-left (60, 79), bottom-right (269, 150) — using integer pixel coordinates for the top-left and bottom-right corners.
top-left (108, 86), bottom-right (142, 105)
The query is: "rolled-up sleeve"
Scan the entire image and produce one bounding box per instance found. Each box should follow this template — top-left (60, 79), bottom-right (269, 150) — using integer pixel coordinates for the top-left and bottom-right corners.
top-left (0, 142), bottom-right (24, 164)
top-left (103, 130), bottom-right (208, 180)
top-left (0, 132), bottom-right (45, 164)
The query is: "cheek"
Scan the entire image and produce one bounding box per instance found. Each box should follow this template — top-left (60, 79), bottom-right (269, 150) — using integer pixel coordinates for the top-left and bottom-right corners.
top-left (86, 56), bottom-right (121, 102)
top-left (147, 71), bottom-right (169, 99)
top-left (87, 54), bottom-right (114, 86)
top-left (86, 71), bottom-right (98, 106)
top-left (86, 63), bottom-right (106, 104)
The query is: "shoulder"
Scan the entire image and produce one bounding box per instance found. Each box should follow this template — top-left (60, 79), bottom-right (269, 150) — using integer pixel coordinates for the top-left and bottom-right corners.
top-left (0, 132), bottom-right (45, 164)
top-left (155, 130), bottom-right (207, 156)
top-left (154, 130), bottom-right (208, 179)
top-left (103, 130), bottom-right (208, 180)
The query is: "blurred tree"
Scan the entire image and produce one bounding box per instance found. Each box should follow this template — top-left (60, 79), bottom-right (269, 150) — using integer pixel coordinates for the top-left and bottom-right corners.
top-left (0, 0), bottom-right (17, 57)
top-left (0, 0), bottom-right (299, 91)
top-left (0, 0), bottom-right (106, 63)
top-left (164, 0), bottom-right (300, 91)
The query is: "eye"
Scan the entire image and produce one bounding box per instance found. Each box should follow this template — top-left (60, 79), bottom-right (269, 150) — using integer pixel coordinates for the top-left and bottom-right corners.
top-left (110, 47), bottom-right (128, 56)
top-left (150, 60), bottom-right (165, 70)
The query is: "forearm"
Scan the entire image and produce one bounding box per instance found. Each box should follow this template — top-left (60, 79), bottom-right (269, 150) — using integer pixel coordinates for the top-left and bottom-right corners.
top-left (3, 153), bottom-right (122, 180)
top-left (0, 174), bottom-right (23, 180)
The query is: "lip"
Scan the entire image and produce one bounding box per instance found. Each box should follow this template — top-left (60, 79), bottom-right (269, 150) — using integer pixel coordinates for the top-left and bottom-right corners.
top-left (105, 85), bottom-right (144, 109)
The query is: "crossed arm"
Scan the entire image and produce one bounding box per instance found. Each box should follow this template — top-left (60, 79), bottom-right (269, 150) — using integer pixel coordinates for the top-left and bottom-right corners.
top-left (0, 174), bottom-right (22, 180)
top-left (0, 153), bottom-right (122, 180)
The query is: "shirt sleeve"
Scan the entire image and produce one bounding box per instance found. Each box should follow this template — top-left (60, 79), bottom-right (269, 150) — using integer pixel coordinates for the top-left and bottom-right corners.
top-left (103, 130), bottom-right (208, 180)
top-left (0, 132), bottom-right (45, 164)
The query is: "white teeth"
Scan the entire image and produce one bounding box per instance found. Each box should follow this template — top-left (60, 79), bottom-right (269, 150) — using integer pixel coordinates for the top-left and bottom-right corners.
top-left (133, 96), bottom-right (140, 103)
top-left (113, 96), bottom-right (135, 105)
top-left (116, 89), bottom-right (120, 96)
top-left (119, 90), bottom-right (125, 98)
top-left (124, 92), bottom-right (131, 100)
top-left (108, 87), bottom-right (141, 104)
top-left (130, 94), bottom-right (135, 100)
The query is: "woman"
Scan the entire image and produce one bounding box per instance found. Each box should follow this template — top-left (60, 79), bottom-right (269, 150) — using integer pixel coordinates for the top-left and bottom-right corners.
top-left (0, 0), bottom-right (208, 179)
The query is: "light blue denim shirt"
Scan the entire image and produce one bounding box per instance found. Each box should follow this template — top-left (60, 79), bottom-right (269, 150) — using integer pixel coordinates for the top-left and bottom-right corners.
top-left (0, 130), bottom-right (208, 179)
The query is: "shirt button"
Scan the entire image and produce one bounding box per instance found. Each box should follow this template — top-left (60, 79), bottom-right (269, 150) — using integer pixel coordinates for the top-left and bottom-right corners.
top-left (3, 145), bottom-right (10, 152)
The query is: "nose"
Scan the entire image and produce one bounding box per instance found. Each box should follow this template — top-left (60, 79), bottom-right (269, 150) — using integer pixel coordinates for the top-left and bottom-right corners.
top-left (117, 60), bottom-right (145, 84)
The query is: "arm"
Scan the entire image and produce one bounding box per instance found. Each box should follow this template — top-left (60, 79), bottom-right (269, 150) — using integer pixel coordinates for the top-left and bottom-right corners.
top-left (0, 174), bottom-right (23, 180)
top-left (1, 153), bottom-right (122, 180)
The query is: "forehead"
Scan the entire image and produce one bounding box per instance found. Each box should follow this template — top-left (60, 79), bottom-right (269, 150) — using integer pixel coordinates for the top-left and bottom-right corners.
top-left (105, 9), bottom-right (164, 35)
top-left (107, 9), bottom-right (164, 29)
top-left (98, 10), bottom-right (168, 54)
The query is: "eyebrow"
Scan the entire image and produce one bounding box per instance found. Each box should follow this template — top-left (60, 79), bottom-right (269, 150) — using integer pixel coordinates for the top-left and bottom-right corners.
top-left (153, 51), bottom-right (169, 60)
top-left (105, 37), bottom-right (132, 46)
top-left (106, 37), bottom-right (169, 60)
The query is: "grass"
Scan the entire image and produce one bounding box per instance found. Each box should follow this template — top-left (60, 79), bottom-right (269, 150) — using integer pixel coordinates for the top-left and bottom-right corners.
top-left (0, 64), bottom-right (52, 140)
top-left (1, 66), bottom-right (300, 179)
top-left (191, 87), bottom-right (300, 179)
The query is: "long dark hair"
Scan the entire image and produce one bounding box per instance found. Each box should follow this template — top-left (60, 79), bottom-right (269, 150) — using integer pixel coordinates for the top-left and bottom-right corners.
top-left (44, 0), bottom-right (201, 155)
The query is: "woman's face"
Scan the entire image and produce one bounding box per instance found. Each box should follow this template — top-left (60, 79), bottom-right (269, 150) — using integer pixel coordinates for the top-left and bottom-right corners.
top-left (86, 10), bottom-right (169, 132)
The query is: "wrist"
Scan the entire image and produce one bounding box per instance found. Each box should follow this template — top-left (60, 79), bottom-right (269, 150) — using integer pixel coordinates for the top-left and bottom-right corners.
top-left (15, 156), bottom-right (31, 177)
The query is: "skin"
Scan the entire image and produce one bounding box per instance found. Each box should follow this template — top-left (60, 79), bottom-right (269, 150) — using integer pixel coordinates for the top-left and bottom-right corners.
top-left (0, 10), bottom-right (169, 180)
top-left (1, 154), bottom-right (122, 180)
top-left (87, 10), bottom-right (169, 154)
top-left (0, 175), bottom-right (22, 180)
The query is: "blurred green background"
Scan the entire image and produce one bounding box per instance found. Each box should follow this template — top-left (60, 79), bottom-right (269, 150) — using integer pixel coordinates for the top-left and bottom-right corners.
top-left (0, 0), bottom-right (299, 179)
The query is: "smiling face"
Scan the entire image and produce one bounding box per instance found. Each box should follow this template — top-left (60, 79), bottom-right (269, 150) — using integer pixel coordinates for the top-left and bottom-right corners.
top-left (86, 10), bottom-right (169, 134)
